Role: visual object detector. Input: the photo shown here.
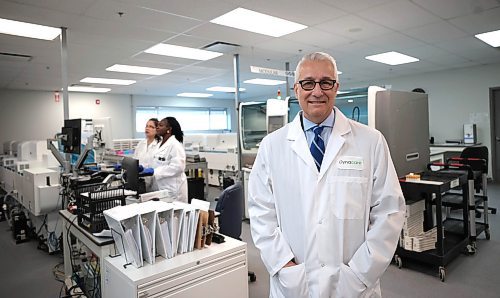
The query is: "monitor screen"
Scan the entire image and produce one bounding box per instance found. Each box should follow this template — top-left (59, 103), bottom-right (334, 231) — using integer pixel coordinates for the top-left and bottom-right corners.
top-left (122, 156), bottom-right (139, 192)
top-left (61, 119), bottom-right (82, 154)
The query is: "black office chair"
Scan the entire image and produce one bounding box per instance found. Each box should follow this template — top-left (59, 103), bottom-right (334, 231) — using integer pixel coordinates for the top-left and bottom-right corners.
top-left (215, 182), bottom-right (257, 282)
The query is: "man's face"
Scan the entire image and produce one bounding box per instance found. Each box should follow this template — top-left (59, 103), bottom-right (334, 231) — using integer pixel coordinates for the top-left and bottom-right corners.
top-left (294, 60), bottom-right (339, 124)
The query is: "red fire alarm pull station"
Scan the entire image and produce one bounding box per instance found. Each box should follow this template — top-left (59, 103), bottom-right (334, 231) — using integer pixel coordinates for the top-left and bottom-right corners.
top-left (54, 91), bottom-right (60, 102)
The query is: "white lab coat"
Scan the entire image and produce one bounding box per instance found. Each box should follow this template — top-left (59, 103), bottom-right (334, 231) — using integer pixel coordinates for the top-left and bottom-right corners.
top-left (151, 136), bottom-right (188, 203)
top-left (133, 139), bottom-right (159, 167)
top-left (133, 139), bottom-right (159, 192)
top-left (248, 107), bottom-right (405, 298)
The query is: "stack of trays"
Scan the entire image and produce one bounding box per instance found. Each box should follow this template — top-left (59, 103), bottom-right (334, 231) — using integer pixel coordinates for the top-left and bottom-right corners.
top-left (399, 200), bottom-right (437, 252)
top-left (411, 227), bottom-right (437, 252)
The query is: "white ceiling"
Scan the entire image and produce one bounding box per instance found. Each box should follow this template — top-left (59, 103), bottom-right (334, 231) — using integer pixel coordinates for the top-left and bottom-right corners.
top-left (1, 0), bottom-right (500, 100)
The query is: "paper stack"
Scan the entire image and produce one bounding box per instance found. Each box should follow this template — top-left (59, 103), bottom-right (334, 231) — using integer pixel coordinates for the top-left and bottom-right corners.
top-left (412, 227), bottom-right (437, 252)
top-left (400, 200), bottom-right (425, 251)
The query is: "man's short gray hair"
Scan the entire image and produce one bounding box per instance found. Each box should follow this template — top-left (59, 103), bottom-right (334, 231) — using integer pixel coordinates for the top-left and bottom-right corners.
top-left (294, 52), bottom-right (338, 83)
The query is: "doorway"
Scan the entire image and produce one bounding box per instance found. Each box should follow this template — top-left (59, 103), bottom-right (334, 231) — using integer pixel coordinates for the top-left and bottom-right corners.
top-left (490, 87), bottom-right (500, 182)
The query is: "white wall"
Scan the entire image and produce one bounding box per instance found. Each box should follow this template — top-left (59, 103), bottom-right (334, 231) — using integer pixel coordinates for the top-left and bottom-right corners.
top-left (68, 92), bottom-right (133, 139)
top-left (343, 62), bottom-right (500, 154)
top-left (0, 89), bottom-right (64, 144)
top-left (0, 89), bottom-right (236, 146)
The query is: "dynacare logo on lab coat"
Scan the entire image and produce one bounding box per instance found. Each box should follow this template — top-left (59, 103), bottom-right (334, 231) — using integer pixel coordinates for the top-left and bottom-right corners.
top-left (337, 156), bottom-right (364, 170)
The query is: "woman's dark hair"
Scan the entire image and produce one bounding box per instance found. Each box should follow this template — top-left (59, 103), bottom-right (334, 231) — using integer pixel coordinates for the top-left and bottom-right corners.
top-left (164, 116), bottom-right (184, 143)
top-left (148, 118), bottom-right (161, 142)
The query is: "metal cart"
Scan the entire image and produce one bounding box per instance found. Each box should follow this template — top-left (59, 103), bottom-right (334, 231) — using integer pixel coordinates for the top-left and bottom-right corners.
top-left (395, 169), bottom-right (470, 282)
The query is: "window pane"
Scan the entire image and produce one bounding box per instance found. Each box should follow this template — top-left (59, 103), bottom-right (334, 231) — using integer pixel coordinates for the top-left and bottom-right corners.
top-left (210, 110), bottom-right (228, 130)
top-left (158, 108), bottom-right (210, 131)
top-left (136, 107), bottom-right (157, 133)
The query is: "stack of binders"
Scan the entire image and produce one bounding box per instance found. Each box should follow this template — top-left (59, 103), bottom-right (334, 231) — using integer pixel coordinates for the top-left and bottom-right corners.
top-left (104, 200), bottom-right (203, 268)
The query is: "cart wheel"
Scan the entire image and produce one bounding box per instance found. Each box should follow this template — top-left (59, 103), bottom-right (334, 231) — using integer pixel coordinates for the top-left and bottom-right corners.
top-left (439, 267), bottom-right (446, 282)
top-left (395, 255), bottom-right (403, 269)
top-left (249, 272), bottom-right (257, 282)
top-left (486, 229), bottom-right (491, 240)
top-left (466, 244), bottom-right (476, 255)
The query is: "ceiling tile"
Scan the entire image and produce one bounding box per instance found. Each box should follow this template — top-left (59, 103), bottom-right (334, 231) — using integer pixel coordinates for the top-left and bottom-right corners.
top-left (186, 23), bottom-right (273, 48)
top-left (284, 28), bottom-right (352, 50)
top-left (364, 32), bottom-right (427, 53)
top-left (411, 0), bottom-right (500, 19)
top-left (315, 14), bottom-right (394, 40)
top-left (253, 38), bottom-right (320, 56)
top-left (83, 1), bottom-right (202, 34)
top-left (449, 6), bottom-right (500, 34)
top-left (435, 36), bottom-right (500, 60)
top-left (404, 21), bottom-right (469, 43)
top-left (240, 0), bottom-right (348, 26)
top-left (357, 0), bottom-right (441, 31)
top-left (317, 0), bottom-right (394, 14)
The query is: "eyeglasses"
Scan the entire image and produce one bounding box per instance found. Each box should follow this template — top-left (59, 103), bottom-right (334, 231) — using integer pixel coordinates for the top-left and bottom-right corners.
top-left (297, 79), bottom-right (336, 91)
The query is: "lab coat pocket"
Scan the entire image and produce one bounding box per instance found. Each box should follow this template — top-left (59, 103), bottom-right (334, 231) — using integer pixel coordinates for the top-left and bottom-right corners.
top-left (329, 176), bottom-right (368, 219)
top-left (277, 263), bottom-right (309, 298)
top-left (336, 263), bottom-right (367, 297)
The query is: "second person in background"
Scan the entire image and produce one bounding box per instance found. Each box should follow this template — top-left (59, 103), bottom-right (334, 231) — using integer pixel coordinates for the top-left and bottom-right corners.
top-left (133, 118), bottom-right (160, 192)
top-left (151, 117), bottom-right (188, 203)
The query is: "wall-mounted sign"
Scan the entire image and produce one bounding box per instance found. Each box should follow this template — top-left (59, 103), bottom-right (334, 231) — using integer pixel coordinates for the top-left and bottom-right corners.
top-left (250, 66), bottom-right (294, 77)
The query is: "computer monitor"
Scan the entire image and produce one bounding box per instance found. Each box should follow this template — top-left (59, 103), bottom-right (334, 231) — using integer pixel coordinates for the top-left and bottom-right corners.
top-left (61, 119), bottom-right (82, 154)
top-left (122, 156), bottom-right (139, 192)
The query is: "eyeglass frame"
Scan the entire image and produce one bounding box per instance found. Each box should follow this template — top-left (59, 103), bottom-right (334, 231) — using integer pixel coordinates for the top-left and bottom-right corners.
top-left (296, 79), bottom-right (337, 91)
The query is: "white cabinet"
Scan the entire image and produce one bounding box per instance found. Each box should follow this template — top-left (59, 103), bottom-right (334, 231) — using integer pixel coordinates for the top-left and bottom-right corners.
top-left (103, 237), bottom-right (248, 298)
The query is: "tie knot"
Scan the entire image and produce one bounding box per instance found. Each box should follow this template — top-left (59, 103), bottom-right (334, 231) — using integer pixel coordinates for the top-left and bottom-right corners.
top-left (313, 125), bottom-right (324, 136)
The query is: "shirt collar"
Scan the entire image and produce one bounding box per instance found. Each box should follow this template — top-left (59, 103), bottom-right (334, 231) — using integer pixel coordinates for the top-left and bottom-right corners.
top-left (302, 109), bottom-right (335, 132)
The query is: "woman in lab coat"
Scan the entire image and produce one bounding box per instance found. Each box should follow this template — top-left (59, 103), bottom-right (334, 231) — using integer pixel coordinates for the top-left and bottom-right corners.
top-left (133, 118), bottom-right (160, 166)
top-left (248, 52), bottom-right (405, 297)
top-left (133, 118), bottom-right (160, 192)
top-left (151, 117), bottom-right (188, 203)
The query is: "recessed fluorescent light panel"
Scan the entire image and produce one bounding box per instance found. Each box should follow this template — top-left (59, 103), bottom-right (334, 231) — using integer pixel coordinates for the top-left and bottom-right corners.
top-left (244, 78), bottom-right (286, 86)
top-left (0, 18), bottom-right (61, 40)
top-left (206, 86), bottom-right (246, 92)
top-left (210, 8), bottom-right (307, 37)
top-left (144, 44), bottom-right (223, 61)
top-left (365, 51), bottom-right (419, 65)
top-left (475, 29), bottom-right (500, 47)
top-left (68, 86), bottom-right (111, 93)
top-left (177, 93), bottom-right (213, 98)
top-left (106, 64), bottom-right (171, 75)
top-left (80, 77), bottom-right (136, 85)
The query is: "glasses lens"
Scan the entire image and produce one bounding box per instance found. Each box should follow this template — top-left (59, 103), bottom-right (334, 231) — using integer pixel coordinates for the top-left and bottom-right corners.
top-left (320, 80), bottom-right (335, 90)
top-left (300, 80), bottom-right (315, 90)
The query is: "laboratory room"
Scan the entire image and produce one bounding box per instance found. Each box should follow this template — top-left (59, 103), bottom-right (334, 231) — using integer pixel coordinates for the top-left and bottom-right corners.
top-left (1, 0), bottom-right (500, 297)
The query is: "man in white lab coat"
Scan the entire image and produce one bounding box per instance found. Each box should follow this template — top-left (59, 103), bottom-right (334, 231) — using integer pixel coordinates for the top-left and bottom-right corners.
top-left (248, 52), bottom-right (405, 297)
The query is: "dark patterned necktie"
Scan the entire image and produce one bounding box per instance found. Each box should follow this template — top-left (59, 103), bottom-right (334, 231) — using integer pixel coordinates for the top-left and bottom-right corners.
top-left (310, 125), bottom-right (325, 171)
